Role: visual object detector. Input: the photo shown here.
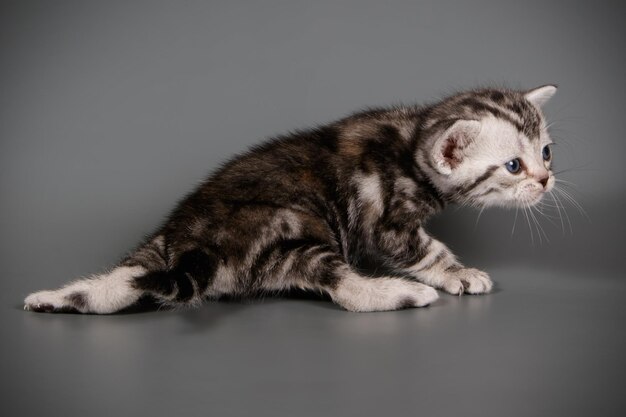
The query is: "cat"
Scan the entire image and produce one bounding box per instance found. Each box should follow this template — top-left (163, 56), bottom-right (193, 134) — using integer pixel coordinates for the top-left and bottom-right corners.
top-left (24, 85), bottom-right (557, 314)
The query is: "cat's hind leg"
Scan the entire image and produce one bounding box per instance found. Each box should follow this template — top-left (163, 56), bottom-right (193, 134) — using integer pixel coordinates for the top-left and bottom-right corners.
top-left (24, 265), bottom-right (148, 314)
top-left (24, 234), bottom-right (171, 314)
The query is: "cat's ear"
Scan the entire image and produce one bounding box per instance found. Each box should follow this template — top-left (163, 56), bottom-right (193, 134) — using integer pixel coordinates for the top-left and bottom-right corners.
top-left (525, 85), bottom-right (557, 108)
top-left (431, 120), bottom-right (481, 175)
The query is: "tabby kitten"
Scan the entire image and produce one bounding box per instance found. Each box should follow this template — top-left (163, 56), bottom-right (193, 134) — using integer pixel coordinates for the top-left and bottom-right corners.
top-left (24, 85), bottom-right (557, 313)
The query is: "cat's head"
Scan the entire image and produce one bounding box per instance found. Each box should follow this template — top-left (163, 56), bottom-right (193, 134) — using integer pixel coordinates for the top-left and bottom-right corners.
top-left (419, 85), bottom-right (557, 208)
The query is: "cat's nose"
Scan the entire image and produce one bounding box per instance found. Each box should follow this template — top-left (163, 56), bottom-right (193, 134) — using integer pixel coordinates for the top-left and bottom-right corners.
top-left (538, 175), bottom-right (549, 189)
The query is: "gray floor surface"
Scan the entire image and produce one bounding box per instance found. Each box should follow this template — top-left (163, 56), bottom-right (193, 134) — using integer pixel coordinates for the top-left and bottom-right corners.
top-left (4, 267), bottom-right (625, 417)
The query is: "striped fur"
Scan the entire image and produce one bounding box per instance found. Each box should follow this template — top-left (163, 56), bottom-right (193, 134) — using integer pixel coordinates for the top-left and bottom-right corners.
top-left (24, 85), bottom-right (557, 313)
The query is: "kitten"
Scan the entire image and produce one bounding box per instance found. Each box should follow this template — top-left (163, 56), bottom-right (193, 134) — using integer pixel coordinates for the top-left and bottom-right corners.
top-left (24, 85), bottom-right (557, 314)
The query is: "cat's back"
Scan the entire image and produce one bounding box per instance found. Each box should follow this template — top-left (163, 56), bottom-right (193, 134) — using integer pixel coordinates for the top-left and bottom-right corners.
top-left (206, 124), bottom-right (342, 202)
top-left (212, 106), bottom-right (420, 185)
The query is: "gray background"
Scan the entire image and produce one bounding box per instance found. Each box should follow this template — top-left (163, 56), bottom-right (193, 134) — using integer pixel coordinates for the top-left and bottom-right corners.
top-left (2, 1), bottom-right (625, 416)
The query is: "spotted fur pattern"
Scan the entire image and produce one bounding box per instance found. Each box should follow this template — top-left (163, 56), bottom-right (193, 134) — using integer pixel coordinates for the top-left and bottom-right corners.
top-left (24, 85), bottom-right (557, 313)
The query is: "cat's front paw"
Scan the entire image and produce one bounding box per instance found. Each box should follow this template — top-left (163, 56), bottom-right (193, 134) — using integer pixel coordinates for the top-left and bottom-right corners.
top-left (442, 268), bottom-right (493, 295)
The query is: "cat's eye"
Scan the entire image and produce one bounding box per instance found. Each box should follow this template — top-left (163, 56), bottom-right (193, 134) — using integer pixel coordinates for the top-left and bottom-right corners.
top-left (505, 158), bottom-right (521, 174)
top-left (542, 145), bottom-right (552, 162)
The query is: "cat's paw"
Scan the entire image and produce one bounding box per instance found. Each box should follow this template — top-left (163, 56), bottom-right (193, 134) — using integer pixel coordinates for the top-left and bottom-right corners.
top-left (389, 282), bottom-right (439, 310)
top-left (408, 283), bottom-right (440, 307)
top-left (24, 290), bottom-right (74, 313)
top-left (442, 268), bottom-right (493, 295)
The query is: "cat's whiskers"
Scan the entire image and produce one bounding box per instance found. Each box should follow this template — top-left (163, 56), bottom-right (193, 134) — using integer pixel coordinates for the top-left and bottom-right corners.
top-left (554, 178), bottom-right (578, 188)
top-left (474, 204), bottom-right (487, 229)
top-left (519, 196), bottom-right (552, 245)
top-left (521, 201), bottom-right (535, 246)
top-left (529, 204), bottom-right (550, 243)
top-left (526, 201), bottom-right (543, 244)
top-left (548, 192), bottom-right (565, 234)
top-left (511, 206), bottom-right (519, 237)
top-left (535, 200), bottom-right (561, 209)
top-left (553, 185), bottom-right (589, 221)
top-left (550, 188), bottom-right (573, 235)
top-left (532, 202), bottom-right (560, 225)
top-left (552, 164), bottom-right (595, 176)
top-left (527, 202), bottom-right (540, 245)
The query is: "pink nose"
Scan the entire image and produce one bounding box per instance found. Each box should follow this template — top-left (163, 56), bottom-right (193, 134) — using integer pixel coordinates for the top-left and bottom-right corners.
top-left (538, 175), bottom-right (549, 188)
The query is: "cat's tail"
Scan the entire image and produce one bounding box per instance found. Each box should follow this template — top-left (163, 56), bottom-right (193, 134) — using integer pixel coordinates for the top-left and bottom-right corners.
top-left (23, 234), bottom-right (218, 314)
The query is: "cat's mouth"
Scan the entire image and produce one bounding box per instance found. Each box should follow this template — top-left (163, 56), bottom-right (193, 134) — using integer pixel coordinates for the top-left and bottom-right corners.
top-left (514, 175), bottom-right (554, 207)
